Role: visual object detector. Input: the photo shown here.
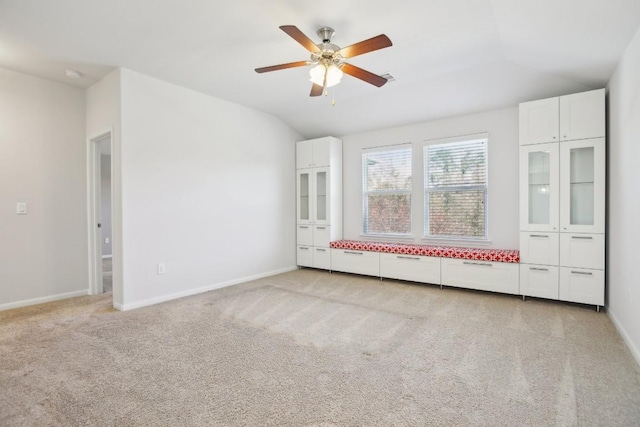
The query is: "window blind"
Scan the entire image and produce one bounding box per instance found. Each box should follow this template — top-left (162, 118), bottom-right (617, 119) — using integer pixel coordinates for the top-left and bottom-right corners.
top-left (424, 138), bottom-right (487, 238)
top-left (362, 147), bottom-right (412, 235)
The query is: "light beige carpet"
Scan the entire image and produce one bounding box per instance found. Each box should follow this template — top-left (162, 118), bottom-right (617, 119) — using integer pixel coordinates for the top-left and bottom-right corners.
top-left (1, 269), bottom-right (639, 426)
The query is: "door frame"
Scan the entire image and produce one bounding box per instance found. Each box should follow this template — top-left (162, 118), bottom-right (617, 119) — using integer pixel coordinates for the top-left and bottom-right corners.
top-left (87, 129), bottom-right (113, 295)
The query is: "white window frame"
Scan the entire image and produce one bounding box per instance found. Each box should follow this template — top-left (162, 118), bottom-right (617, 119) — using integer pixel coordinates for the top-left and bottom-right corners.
top-left (422, 133), bottom-right (489, 242)
top-left (361, 144), bottom-right (412, 237)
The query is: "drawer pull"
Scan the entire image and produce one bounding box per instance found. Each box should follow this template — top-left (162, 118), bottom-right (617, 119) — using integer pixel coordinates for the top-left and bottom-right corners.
top-left (397, 256), bottom-right (420, 260)
top-left (316, 248), bottom-right (326, 252)
top-left (463, 261), bottom-right (493, 267)
top-left (299, 247), bottom-right (309, 250)
top-left (299, 226), bottom-right (309, 229)
top-left (529, 267), bottom-right (548, 272)
top-left (344, 251), bottom-right (364, 255)
top-left (571, 236), bottom-right (593, 240)
top-left (529, 234), bottom-right (549, 238)
top-left (571, 270), bottom-right (593, 276)
top-left (316, 226), bottom-right (326, 230)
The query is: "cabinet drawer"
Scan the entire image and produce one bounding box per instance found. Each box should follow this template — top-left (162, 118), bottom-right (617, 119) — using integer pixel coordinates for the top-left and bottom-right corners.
top-left (559, 267), bottom-right (604, 306)
top-left (297, 225), bottom-right (313, 246)
top-left (520, 264), bottom-right (559, 300)
top-left (441, 259), bottom-right (519, 295)
top-left (560, 233), bottom-right (604, 269)
top-left (380, 253), bottom-right (440, 285)
top-left (297, 246), bottom-right (313, 267)
top-left (313, 247), bottom-right (330, 270)
top-left (313, 225), bottom-right (331, 247)
top-left (520, 232), bottom-right (559, 265)
top-left (330, 249), bottom-right (379, 277)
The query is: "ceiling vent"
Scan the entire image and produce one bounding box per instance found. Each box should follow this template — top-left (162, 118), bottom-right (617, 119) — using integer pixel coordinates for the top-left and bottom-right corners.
top-left (380, 72), bottom-right (396, 82)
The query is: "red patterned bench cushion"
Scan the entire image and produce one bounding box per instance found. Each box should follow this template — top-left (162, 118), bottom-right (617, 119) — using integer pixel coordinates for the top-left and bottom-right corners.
top-left (329, 240), bottom-right (519, 263)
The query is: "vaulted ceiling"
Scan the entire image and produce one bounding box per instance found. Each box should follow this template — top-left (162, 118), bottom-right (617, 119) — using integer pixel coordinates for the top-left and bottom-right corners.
top-left (1, 0), bottom-right (639, 138)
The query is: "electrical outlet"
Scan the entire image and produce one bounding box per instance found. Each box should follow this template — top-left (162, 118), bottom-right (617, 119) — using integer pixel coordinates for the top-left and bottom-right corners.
top-left (157, 263), bottom-right (165, 275)
top-left (105, 237), bottom-right (110, 244)
top-left (16, 202), bottom-right (27, 215)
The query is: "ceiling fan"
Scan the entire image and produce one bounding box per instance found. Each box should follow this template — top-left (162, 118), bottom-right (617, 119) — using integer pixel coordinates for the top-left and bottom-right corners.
top-left (255, 25), bottom-right (392, 97)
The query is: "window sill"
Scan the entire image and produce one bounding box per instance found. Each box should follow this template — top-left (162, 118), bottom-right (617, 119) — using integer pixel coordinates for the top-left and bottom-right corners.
top-left (359, 234), bottom-right (415, 242)
top-left (420, 236), bottom-right (492, 247)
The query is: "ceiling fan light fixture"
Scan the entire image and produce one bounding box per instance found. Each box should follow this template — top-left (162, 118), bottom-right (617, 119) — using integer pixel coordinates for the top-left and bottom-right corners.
top-left (325, 64), bottom-right (343, 87)
top-left (309, 63), bottom-right (325, 85)
top-left (309, 63), bottom-right (343, 88)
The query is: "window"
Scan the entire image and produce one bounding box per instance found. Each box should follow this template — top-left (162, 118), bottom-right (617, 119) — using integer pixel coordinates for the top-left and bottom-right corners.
top-left (424, 137), bottom-right (487, 239)
top-left (362, 146), bottom-right (412, 235)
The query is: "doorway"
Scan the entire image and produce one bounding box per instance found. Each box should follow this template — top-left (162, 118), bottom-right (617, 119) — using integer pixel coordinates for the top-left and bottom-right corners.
top-left (88, 131), bottom-right (113, 295)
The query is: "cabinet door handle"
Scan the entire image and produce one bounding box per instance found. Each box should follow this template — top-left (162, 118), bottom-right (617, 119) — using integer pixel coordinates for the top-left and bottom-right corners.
top-left (299, 247), bottom-right (309, 250)
top-left (530, 234), bottom-right (549, 238)
top-left (463, 261), bottom-right (493, 267)
top-left (529, 267), bottom-right (549, 272)
top-left (397, 256), bottom-right (420, 260)
top-left (571, 236), bottom-right (593, 240)
top-left (571, 270), bottom-right (593, 276)
top-left (316, 226), bottom-right (326, 230)
top-left (299, 226), bottom-right (309, 229)
top-left (344, 251), bottom-right (364, 255)
top-left (316, 248), bottom-right (326, 252)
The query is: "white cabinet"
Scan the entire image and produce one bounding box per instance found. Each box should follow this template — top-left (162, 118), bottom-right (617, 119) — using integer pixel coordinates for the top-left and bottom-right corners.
top-left (559, 233), bottom-right (604, 270)
top-left (297, 167), bottom-right (332, 226)
top-left (519, 143), bottom-right (559, 232)
top-left (520, 264), bottom-right (559, 300)
top-left (519, 89), bottom-right (605, 146)
top-left (296, 137), bottom-right (342, 269)
top-left (519, 232), bottom-right (559, 265)
top-left (331, 249), bottom-right (380, 277)
top-left (297, 246), bottom-right (313, 267)
top-left (296, 137), bottom-right (338, 168)
top-left (559, 89), bottom-right (605, 142)
top-left (559, 267), bottom-right (604, 306)
top-left (441, 259), bottom-right (519, 295)
top-left (519, 97), bottom-right (559, 145)
top-left (518, 89), bottom-right (605, 308)
top-left (296, 225), bottom-right (313, 246)
top-left (559, 138), bottom-right (605, 234)
top-left (380, 253), bottom-right (441, 285)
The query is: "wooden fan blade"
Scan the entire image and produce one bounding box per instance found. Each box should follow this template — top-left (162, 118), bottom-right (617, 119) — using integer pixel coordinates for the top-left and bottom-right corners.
top-left (280, 25), bottom-right (321, 53)
top-left (310, 83), bottom-right (324, 97)
top-left (255, 61), bottom-right (309, 73)
top-left (341, 63), bottom-right (388, 87)
top-left (337, 34), bottom-right (392, 58)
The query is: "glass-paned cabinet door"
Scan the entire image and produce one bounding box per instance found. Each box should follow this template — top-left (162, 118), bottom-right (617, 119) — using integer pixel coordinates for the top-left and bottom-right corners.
top-left (519, 143), bottom-right (559, 232)
top-left (297, 169), bottom-right (312, 224)
top-left (314, 167), bottom-right (330, 225)
top-left (560, 138), bottom-right (605, 233)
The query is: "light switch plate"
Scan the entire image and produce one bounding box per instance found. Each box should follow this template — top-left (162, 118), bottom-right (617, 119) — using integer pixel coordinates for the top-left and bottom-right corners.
top-left (16, 202), bottom-right (27, 215)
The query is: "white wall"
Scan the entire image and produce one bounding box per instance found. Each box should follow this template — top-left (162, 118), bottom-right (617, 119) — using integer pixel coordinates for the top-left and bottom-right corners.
top-left (340, 107), bottom-right (519, 249)
top-left (606, 25), bottom-right (640, 365)
top-left (86, 69), bottom-right (123, 306)
top-left (0, 68), bottom-right (88, 309)
top-left (118, 69), bottom-right (299, 309)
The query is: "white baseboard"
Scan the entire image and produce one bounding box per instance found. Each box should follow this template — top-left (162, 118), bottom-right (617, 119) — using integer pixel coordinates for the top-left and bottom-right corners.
top-left (101, 254), bottom-right (112, 259)
top-left (608, 310), bottom-right (640, 368)
top-left (0, 289), bottom-right (90, 312)
top-left (117, 265), bottom-right (299, 311)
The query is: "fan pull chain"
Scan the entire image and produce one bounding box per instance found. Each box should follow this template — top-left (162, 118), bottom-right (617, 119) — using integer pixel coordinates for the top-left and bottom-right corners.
top-left (331, 86), bottom-right (336, 106)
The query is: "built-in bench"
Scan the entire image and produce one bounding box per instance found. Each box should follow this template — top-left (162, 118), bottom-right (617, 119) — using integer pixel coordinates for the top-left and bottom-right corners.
top-left (329, 240), bottom-right (520, 296)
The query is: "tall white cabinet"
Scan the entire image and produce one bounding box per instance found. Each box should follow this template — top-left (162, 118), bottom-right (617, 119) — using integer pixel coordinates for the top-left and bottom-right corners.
top-left (296, 137), bottom-right (342, 269)
top-left (519, 89), bottom-right (605, 309)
